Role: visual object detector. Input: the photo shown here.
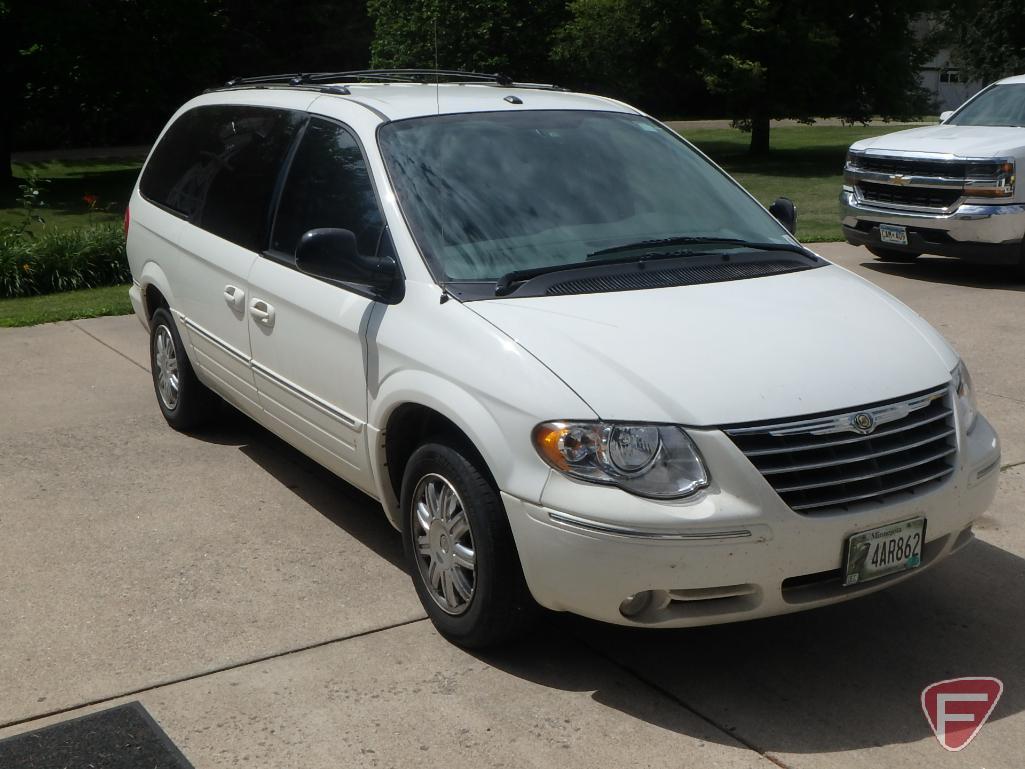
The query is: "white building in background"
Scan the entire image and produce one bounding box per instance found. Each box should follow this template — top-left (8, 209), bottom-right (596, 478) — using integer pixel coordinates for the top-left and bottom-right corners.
top-left (920, 49), bottom-right (983, 111)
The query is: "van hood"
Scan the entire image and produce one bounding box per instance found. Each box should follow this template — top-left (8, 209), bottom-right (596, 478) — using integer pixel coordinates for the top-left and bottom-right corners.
top-left (851, 124), bottom-right (1025, 158)
top-left (468, 265), bottom-right (958, 426)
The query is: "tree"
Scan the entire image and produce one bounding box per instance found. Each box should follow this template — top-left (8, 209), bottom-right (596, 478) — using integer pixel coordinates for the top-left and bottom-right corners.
top-left (4, 0), bottom-right (225, 182)
top-left (554, 0), bottom-right (935, 154)
top-left (1, 1), bottom-right (15, 181)
top-left (217, 0), bottom-right (372, 76)
top-left (368, 0), bottom-right (566, 81)
top-left (2, 0), bottom-right (372, 181)
top-left (944, 0), bottom-right (1025, 82)
top-left (697, 0), bottom-right (934, 154)
top-left (551, 0), bottom-right (707, 115)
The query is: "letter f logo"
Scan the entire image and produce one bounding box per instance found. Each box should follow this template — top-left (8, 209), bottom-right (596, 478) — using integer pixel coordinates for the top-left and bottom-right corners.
top-left (922, 677), bottom-right (1003, 751)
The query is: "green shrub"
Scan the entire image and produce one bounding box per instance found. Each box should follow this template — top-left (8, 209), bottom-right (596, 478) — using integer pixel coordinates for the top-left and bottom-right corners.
top-left (0, 223), bottom-right (129, 298)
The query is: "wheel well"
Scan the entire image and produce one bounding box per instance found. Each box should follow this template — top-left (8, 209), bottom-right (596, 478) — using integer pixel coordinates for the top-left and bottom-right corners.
top-left (384, 404), bottom-right (497, 498)
top-left (144, 284), bottom-right (169, 320)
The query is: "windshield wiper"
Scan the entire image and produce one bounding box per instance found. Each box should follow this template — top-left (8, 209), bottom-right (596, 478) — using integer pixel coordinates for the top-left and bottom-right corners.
top-left (493, 251), bottom-right (688, 296)
top-left (493, 238), bottom-right (817, 296)
top-left (587, 236), bottom-right (814, 260)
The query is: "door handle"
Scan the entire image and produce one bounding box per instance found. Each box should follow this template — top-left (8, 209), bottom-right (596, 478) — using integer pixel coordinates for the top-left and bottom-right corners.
top-left (223, 284), bottom-right (245, 311)
top-left (249, 298), bottom-right (276, 327)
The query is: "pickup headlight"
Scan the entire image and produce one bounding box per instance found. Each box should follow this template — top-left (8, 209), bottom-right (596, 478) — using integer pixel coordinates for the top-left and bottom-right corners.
top-left (843, 150), bottom-right (861, 187)
top-left (953, 360), bottom-right (978, 434)
top-left (532, 421), bottom-right (709, 499)
top-left (965, 159), bottom-right (1015, 197)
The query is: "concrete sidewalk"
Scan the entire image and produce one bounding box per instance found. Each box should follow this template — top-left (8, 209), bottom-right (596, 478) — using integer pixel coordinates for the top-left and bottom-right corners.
top-left (1, 244), bottom-right (1023, 767)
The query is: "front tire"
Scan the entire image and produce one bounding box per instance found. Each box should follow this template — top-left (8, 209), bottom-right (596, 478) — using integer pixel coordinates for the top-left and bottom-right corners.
top-left (401, 441), bottom-right (537, 648)
top-left (867, 246), bottom-right (920, 263)
top-left (149, 307), bottom-right (216, 431)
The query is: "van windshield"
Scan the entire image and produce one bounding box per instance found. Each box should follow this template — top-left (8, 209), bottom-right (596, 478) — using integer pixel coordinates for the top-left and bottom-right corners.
top-left (947, 84), bottom-right (1025, 127)
top-left (377, 111), bottom-right (793, 282)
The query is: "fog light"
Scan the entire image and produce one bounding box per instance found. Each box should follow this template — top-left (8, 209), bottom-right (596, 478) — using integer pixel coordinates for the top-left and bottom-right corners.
top-left (619, 591), bottom-right (653, 618)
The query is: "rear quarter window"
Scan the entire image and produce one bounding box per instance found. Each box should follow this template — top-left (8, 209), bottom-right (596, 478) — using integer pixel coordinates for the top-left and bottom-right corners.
top-left (140, 105), bottom-right (303, 251)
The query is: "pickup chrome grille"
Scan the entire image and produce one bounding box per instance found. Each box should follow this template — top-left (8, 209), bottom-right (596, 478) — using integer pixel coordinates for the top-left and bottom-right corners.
top-left (859, 181), bottom-right (961, 209)
top-left (726, 387), bottom-right (956, 515)
top-left (856, 156), bottom-right (967, 178)
top-left (846, 152), bottom-right (1017, 213)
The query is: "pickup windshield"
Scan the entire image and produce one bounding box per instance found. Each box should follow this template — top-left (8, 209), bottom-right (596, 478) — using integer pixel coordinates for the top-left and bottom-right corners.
top-left (377, 111), bottom-right (793, 282)
top-left (947, 84), bottom-right (1025, 127)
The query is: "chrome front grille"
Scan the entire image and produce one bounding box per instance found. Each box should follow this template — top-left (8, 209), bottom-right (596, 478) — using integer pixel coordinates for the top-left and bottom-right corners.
top-left (726, 387), bottom-right (956, 514)
top-left (856, 156), bottom-right (967, 178)
top-left (858, 181), bottom-right (961, 209)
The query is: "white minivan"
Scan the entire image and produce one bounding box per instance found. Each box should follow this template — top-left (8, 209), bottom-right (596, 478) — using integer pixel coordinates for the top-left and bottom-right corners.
top-left (127, 70), bottom-right (1001, 648)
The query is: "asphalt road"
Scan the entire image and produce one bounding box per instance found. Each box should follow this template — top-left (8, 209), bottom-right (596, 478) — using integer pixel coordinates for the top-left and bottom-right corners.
top-left (1, 243), bottom-right (1022, 768)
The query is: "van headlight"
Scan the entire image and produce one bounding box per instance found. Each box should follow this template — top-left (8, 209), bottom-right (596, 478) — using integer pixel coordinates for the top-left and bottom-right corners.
top-left (953, 360), bottom-right (978, 434)
top-left (532, 421), bottom-right (709, 499)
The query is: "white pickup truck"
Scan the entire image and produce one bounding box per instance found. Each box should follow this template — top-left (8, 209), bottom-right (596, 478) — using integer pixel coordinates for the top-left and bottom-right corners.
top-left (841, 74), bottom-right (1025, 275)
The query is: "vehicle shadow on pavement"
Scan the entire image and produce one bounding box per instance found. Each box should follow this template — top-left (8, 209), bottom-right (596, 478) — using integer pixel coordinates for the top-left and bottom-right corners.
top-left (863, 258), bottom-right (1025, 291)
top-left (192, 404), bottom-right (406, 571)
top-left (478, 539), bottom-right (1025, 753)
top-left (187, 409), bottom-right (1023, 752)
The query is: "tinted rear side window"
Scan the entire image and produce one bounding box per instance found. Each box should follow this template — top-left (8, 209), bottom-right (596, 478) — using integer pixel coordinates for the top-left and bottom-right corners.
top-left (140, 105), bottom-right (303, 251)
top-left (270, 118), bottom-right (385, 259)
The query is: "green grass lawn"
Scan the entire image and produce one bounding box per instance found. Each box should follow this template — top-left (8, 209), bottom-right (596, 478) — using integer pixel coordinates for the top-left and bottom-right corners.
top-left (677, 123), bottom-right (927, 242)
top-left (0, 284), bottom-right (133, 327)
top-left (6, 124), bottom-right (925, 244)
top-left (3, 157), bottom-right (143, 233)
top-left (0, 124), bottom-right (923, 326)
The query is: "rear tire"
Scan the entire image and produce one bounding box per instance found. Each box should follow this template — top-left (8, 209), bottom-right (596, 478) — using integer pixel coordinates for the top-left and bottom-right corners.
top-left (401, 441), bottom-right (537, 648)
top-left (149, 307), bottom-right (216, 431)
top-left (867, 246), bottom-right (920, 262)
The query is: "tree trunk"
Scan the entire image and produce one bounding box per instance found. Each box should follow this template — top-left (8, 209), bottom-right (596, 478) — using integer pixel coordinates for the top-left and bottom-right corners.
top-left (749, 114), bottom-right (770, 155)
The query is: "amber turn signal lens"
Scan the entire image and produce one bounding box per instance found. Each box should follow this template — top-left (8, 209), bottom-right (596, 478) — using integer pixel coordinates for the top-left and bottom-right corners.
top-left (532, 422), bottom-right (571, 471)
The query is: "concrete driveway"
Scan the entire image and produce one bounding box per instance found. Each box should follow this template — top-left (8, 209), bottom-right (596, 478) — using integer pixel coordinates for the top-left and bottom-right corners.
top-left (1, 243), bottom-right (1022, 768)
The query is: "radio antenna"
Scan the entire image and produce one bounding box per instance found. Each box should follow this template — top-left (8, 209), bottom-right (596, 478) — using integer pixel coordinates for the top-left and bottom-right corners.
top-left (433, 7), bottom-right (440, 112)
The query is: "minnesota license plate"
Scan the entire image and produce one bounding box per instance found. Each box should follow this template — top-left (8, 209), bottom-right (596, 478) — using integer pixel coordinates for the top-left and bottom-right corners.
top-left (879, 224), bottom-right (908, 246)
top-left (843, 517), bottom-right (925, 586)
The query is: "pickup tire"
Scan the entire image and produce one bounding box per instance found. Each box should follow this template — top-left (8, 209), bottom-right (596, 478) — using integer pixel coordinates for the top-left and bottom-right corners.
top-left (867, 246), bottom-right (920, 263)
top-left (401, 441), bottom-right (537, 648)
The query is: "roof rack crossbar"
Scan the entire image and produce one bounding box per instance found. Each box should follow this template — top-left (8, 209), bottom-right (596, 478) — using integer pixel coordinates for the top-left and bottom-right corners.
top-left (222, 69), bottom-right (562, 91)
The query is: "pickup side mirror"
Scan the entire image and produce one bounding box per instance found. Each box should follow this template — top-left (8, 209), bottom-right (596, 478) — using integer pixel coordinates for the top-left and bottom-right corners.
top-left (940, 110), bottom-right (954, 123)
top-left (295, 227), bottom-right (402, 303)
top-left (769, 196), bottom-right (797, 235)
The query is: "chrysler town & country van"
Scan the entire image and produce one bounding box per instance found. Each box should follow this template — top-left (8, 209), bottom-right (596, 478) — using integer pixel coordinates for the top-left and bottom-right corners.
top-left (126, 70), bottom-right (1001, 647)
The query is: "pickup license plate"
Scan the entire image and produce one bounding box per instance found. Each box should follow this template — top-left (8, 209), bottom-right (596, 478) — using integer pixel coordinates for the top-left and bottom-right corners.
top-left (843, 517), bottom-right (925, 586)
top-left (879, 224), bottom-right (908, 246)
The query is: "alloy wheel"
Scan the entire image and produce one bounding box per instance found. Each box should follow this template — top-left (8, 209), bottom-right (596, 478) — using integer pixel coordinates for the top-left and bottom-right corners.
top-left (412, 473), bottom-right (477, 615)
top-left (153, 324), bottom-right (180, 410)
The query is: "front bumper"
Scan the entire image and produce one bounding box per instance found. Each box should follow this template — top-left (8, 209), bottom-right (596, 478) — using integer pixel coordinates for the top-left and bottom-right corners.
top-left (503, 415), bottom-right (1001, 628)
top-left (840, 188), bottom-right (1025, 264)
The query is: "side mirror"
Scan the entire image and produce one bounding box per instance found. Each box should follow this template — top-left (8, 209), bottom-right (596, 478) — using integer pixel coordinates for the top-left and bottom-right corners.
top-left (939, 110), bottom-right (954, 123)
top-left (769, 197), bottom-right (797, 235)
top-left (295, 228), bottom-right (400, 301)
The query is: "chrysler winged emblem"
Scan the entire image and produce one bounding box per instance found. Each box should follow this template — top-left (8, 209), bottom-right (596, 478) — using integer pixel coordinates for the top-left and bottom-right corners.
top-left (851, 412), bottom-right (876, 434)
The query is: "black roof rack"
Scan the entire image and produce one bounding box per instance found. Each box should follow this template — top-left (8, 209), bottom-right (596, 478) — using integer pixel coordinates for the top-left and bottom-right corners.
top-left (218, 69), bottom-right (563, 92)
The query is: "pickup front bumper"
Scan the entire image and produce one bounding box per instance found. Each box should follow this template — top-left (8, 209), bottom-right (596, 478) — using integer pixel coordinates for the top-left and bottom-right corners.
top-left (840, 188), bottom-right (1025, 264)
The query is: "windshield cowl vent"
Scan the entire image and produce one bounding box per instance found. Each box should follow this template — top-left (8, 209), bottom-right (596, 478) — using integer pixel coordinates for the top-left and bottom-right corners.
top-left (544, 259), bottom-right (813, 296)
